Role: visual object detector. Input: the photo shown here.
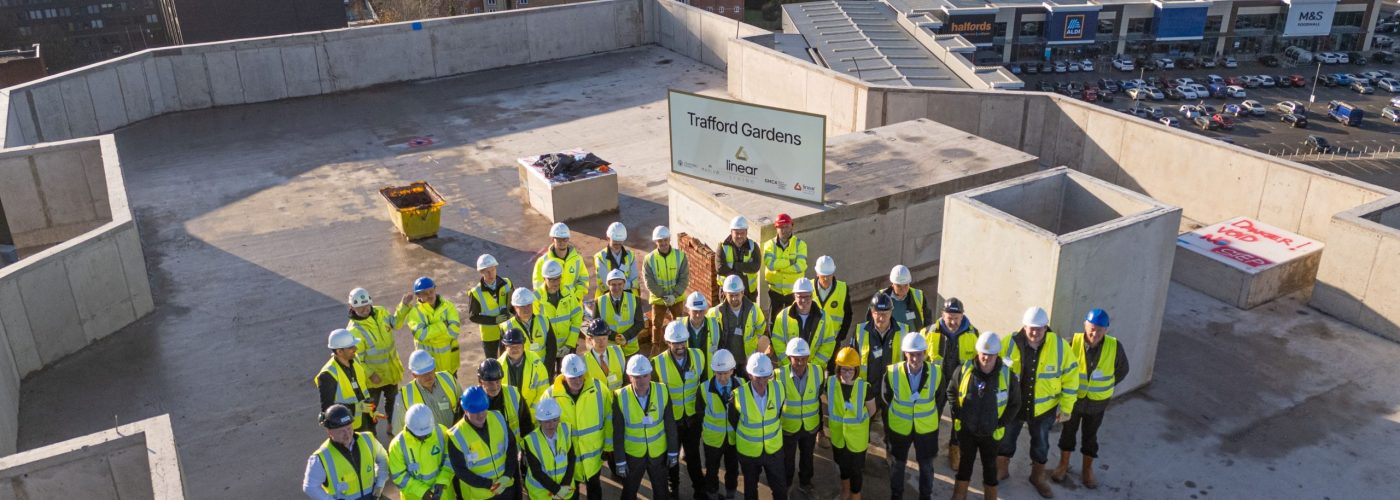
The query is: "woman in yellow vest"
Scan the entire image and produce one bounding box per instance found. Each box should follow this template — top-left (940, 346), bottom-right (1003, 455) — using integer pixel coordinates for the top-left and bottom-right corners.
top-left (1051, 309), bottom-right (1129, 490)
top-left (524, 397), bottom-right (577, 499)
top-left (389, 404), bottom-right (456, 500)
top-left (448, 387), bottom-right (518, 500)
top-left (825, 347), bottom-right (873, 500)
top-left (467, 254), bottom-right (514, 359)
top-left (699, 349), bottom-right (740, 500)
top-left (347, 287), bottom-right (405, 438)
top-left (302, 404), bottom-right (389, 499)
top-left (947, 332), bottom-right (1021, 500)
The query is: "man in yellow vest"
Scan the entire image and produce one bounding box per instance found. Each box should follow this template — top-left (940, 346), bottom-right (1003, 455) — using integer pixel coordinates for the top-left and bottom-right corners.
top-left (393, 350), bottom-right (463, 436)
top-left (523, 398), bottom-right (577, 500)
top-left (582, 319), bottom-right (627, 393)
top-left (398, 277), bottom-right (463, 377)
top-left (303, 404), bottom-right (389, 499)
top-left (948, 332), bottom-right (1020, 500)
top-left (316, 329), bottom-right (374, 433)
top-left (998, 306), bottom-right (1080, 499)
top-left (761, 213), bottom-right (808, 319)
top-left (812, 256), bottom-right (852, 361)
top-left (612, 355), bottom-right (679, 500)
top-left (543, 354), bottom-right (611, 500)
top-left (699, 349), bottom-right (740, 500)
top-left (926, 297), bottom-right (979, 469)
top-left (467, 254), bottom-right (514, 359)
top-left (715, 216), bottom-right (761, 302)
top-left (879, 265), bottom-right (931, 333)
top-left (448, 387), bottom-right (517, 499)
top-left (389, 404), bottom-right (455, 500)
top-left (499, 328), bottom-right (550, 410)
top-left (501, 288), bottom-right (553, 375)
top-left (478, 358), bottom-right (534, 447)
top-left (534, 222), bottom-right (590, 303)
top-left (730, 353), bottom-right (786, 500)
top-left (1051, 308), bottom-right (1128, 490)
top-left (679, 292), bottom-right (719, 356)
top-left (778, 338), bottom-right (822, 494)
top-left (599, 269), bottom-right (644, 357)
top-left (825, 347), bottom-right (873, 500)
top-left (881, 332), bottom-right (941, 500)
top-left (535, 262), bottom-right (584, 375)
top-left (848, 294), bottom-right (905, 417)
top-left (771, 278), bottom-right (836, 368)
top-left (708, 275), bottom-right (768, 378)
top-left (644, 225), bottom-right (689, 352)
top-left (347, 288), bottom-right (404, 437)
top-left (595, 222), bottom-right (641, 298)
top-left (653, 321), bottom-right (706, 498)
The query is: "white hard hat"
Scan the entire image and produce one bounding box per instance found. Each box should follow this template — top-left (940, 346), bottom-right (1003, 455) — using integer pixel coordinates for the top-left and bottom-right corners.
top-left (535, 397), bottom-right (562, 421)
top-left (606, 269), bottom-right (626, 283)
top-left (1022, 306), bottom-right (1049, 328)
top-left (606, 222), bottom-right (627, 242)
top-left (405, 403), bottom-right (436, 437)
top-left (902, 331), bottom-right (928, 352)
top-left (722, 275), bottom-right (745, 294)
top-left (408, 349), bottom-right (436, 375)
top-left (327, 329), bottom-right (356, 349)
top-left (976, 331), bottom-right (1002, 355)
top-left (626, 354), bottom-right (653, 376)
top-left (792, 277), bottom-right (814, 294)
top-left (814, 256), bottom-right (836, 276)
top-left (476, 254), bottom-right (498, 270)
top-left (729, 216), bottom-right (749, 230)
top-left (711, 349), bottom-right (736, 372)
top-left (746, 352), bottom-right (773, 377)
top-left (348, 287), bottom-right (372, 307)
top-left (786, 337), bottom-right (811, 357)
top-left (652, 226), bottom-right (671, 241)
top-left (890, 265), bottom-right (912, 285)
top-left (561, 354), bottom-right (587, 378)
top-left (664, 320), bottom-right (689, 343)
top-left (549, 222), bottom-right (571, 239)
top-left (511, 288), bottom-right (536, 307)
top-left (541, 260), bottom-right (563, 279)
top-left (686, 292), bottom-right (708, 311)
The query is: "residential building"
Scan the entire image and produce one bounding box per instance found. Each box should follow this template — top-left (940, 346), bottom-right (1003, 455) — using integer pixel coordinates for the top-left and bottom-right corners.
top-left (159, 0), bottom-right (347, 45)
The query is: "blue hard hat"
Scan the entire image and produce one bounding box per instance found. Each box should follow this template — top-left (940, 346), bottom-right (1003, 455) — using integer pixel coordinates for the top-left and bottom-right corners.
top-left (413, 276), bottom-right (436, 292)
top-left (1086, 308), bottom-right (1110, 327)
top-left (461, 386), bottom-right (489, 414)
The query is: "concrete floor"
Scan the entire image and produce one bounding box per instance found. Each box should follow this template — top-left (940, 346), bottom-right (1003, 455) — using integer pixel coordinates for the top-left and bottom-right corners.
top-left (16, 45), bottom-right (1400, 499)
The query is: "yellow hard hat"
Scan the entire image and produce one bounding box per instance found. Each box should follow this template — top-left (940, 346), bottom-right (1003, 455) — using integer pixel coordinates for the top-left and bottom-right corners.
top-left (835, 347), bottom-right (861, 368)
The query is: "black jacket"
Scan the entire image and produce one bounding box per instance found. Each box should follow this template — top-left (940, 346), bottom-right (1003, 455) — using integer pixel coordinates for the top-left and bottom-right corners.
top-left (948, 358), bottom-right (1021, 437)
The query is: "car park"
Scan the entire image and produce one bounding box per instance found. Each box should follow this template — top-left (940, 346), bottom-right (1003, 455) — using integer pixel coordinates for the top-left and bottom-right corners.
top-left (1225, 85), bottom-right (1247, 98)
top-left (1276, 101), bottom-right (1305, 114)
top-left (1241, 100), bottom-right (1267, 116)
top-left (1160, 117), bottom-right (1181, 127)
top-left (1304, 135), bottom-right (1331, 153)
top-left (1379, 78), bottom-right (1400, 92)
top-left (1383, 107), bottom-right (1400, 122)
top-left (1352, 81), bottom-right (1375, 94)
top-left (1222, 56), bottom-right (1238, 68)
top-left (1281, 113), bottom-right (1308, 128)
top-left (1081, 59), bottom-right (1095, 71)
top-left (1212, 114), bottom-right (1235, 129)
top-left (1195, 115), bottom-right (1220, 130)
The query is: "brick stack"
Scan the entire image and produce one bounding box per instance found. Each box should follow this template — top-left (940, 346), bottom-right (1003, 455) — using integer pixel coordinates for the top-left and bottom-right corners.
top-left (678, 232), bottom-right (719, 305)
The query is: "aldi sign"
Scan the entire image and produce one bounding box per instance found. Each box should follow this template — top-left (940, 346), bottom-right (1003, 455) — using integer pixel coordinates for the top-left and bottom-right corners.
top-left (1046, 10), bottom-right (1099, 44)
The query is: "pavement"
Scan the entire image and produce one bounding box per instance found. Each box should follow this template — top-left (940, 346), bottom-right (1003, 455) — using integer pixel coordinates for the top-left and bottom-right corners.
top-left (14, 45), bottom-right (1400, 499)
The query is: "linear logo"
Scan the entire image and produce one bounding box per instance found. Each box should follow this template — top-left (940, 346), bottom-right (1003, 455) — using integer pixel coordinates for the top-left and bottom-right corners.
top-left (735, 146), bottom-right (748, 161)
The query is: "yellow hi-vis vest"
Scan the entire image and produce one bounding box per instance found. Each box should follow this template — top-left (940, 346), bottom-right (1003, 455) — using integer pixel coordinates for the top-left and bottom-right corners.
top-left (542, 377), bottom-right (610, 480)
top-left (849, 321), bottom-right (907, 381)
top-left (618, 383), bottom-right (670, 459)
top-left (501, 310), bottom-right (550, 360)
top-left (815, 279), bottom-right (848, 330)
top-left (928, 317), bottom-right (980, 365)
top-left (771, 306), bottom-right (836, 368)
top-left (645, 248), bottom-right (687, 306)
top-left (705, 302), bottom-right (766, 362)
top-left (470, 278), bottom-right (514, 342)
top-left (534, 247), bottom-right (589, 303)
top-left (316, 357), bottom-right (370, 429)
top-left (701, 378), bottom-right (738, 448)
top-left (761, 236), bottom-right (808, 295)
top-left (398, 372), bottom-right (462, 433)
top-left (1001, 332), bottom-right (1080, 416)
top-left (653, 349), bottom-right (706, 418)
top-left (826, 376), bottom-right (871, 452)
top-left (734, 378), bottom-right (784, 458)
top-left (885, 361), bottom-right (940, 436)
top-left (584, 345), bottom-right (627, 393)
top-left (593, 247), bottom-right (640, 296)
top-left (348, 305), bottom-right (403, 389)
top-left (314, 432), bottom-right (380, 499)
top-left (537, 289), bottom-right (583, 351)
top-left (450, 411), bottom-right (509, 500)
top-left (388, 424), bottom-right (453, 499)
top-left (600, 291), bottom-right (640, 356)
top-left (487, 385), bottom-right (525, 448)
top-left (524, 424), bottom-right (574, 500)
top-left (497, 352), bottom-right (549, 418)
top-left (715, 242), bottom-right (759, 293)
top-left (779, 367), bottom-right (821, 434)
top-left (399, 298), bottom-right (462, 375)
top-left (1072, 333), bottom-right (1118, 401)
top-left (955, 360), bottom-right (1011, 440)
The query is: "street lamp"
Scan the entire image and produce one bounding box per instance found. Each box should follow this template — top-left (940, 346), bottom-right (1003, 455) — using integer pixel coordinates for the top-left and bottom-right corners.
top-left (1307, 60), bottom-right (1322, 112)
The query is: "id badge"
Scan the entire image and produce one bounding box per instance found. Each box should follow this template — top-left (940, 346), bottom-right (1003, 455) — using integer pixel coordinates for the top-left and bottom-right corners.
top-left (905, 312), bottom-right (916, 321)
top-left (350, 381), bottom-right (360, 390)
top-left (872, 346), bottom-right (884, 358)
top-left (437, 400), bottom-right (450, 411)
top-left (643, 416), bottom-right (654, 425)
top-left (608, 373), bottom-right (619, 384)
top-left (845, 401), bottom-right (853, 410)
top-left (733, 328), bottom-right (743, 337)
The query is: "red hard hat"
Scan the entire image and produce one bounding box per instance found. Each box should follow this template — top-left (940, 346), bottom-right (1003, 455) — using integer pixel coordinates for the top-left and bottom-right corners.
top-left (775, 213), bottom-right (793, 227)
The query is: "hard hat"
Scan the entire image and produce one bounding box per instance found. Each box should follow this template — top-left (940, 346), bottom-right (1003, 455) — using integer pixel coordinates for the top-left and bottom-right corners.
top-left (1022, 306), bottom-right (1049, 328)
top-left (902, 331), bottom-right (928, 352)
top-left (711, 349), bottom-right (736, 372)
top-left (348, 287), bottom-right (372, 307)
top-left (477, 359), bottom-right (504, 381)
top-left (606, 269), bottom-right (626, 283)
top-left (746, 352), bottom-right (773, 377)
top-left (889, 265), bottom-right (912, 285)
top-left (1086, 308), bottom-right (1110, 327)
top-left (405, 403), bottom-right (436, 436)
top-left (626, 354), bottom-right (653, 376)
top-left (775, 213), bottom-right (793, 227)
top-left (561, 354), bottom-right (587, 378)
top-left (461, 386), bottom-right (489, 414)
top-left (327, 329), bottom-right (357, 349)
top-left (606, 222), bottom-right (627, 242)
top-left (786, 337), bottom-right (811, 357)
top-left (729, 216), bottom-right (749, 230)
top-left (652, 225), bottom-right (671, 241)
top-left (943, 297), bottom-right (965, 314)
top-left (320, 404), bottom-right (354, 429)
top-left (408, 349), bottom-right (436, 375)
top-left (476, 254), bottom-right (499, 270)
top-left (541, 260), bottom-right (564, 279)
top-left (792, 277), bottom-right (814, 294)
top-left (511, 288), bottom-right (536, 307)
top-left (535, 397), bottom-right (562, 421)
top-left (814, 255), bottom-right (836, 276)
top-left (870, 292), bottom-right (893, 312)
top-left (663, 321), bottom-right (689, 344)
top-left (585, 319), bottom-right (612, 337)
top-left (722, 275), bottom-right (745, 294)
top-left (413, 276), bottom-right (436, 292)
top-left (835, 347), bottom-right (861, 368)
top-left (549, 222), bottom-right (571, 239)
top-left (975, 331), bottom-right (1002, 355)
top-left (501, 328), bottom-right (526, 346)
top-left (686, 292), bottom-right (708, 311)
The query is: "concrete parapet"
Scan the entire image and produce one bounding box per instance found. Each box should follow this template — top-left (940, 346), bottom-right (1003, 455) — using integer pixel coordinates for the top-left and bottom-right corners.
top-left (1173, 217), bottom-right (1324, 309)
top-left (653, 0), bottom-right (768, 72)
top-left (0, 414), bottom-right (185, 499)
top-left (1311, 196), bottom-right (1400, 342)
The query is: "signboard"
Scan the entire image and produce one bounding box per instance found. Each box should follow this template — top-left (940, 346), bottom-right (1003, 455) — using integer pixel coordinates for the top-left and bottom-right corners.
top-left (668, 90), bottom-right (827, 203)
top-left (1153, 6), bottom-right (1208, 41)
top-left (1282, 0), bottom-right (1337, 37)
top-left (1045, 10), bottom-right (1099, 44)
top-left (940, 14), bottom-right (997, 45)
top-left (1176, 217), bottom-right (1323, 271)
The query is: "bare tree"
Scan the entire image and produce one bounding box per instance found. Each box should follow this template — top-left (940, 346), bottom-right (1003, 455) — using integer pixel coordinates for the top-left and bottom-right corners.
top-left (374, 0), bottom-right (465, 23)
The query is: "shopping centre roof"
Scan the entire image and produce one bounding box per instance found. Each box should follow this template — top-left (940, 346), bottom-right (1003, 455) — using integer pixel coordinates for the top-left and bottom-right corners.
top-left (784, 0), bottom-right (972, 87)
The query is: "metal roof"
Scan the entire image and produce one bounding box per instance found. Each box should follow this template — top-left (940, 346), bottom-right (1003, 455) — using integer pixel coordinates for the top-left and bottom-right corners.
top-left (785, 0), bottom-right (970, 88)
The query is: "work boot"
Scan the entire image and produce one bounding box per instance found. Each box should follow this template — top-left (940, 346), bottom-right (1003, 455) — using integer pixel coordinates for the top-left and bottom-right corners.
top-left (1030, 463), bottom-right (1054, 498)
top-left (983, 484), bottom-right (998, 500)
top-left (949, 480), bottom-right (970, 500)
top-left (1050, 451), bottom-right (1072, 483)
top-left (1082, 456), bottom-right (1099, 489)
top-left (996, 456), bottom-right (1009, 481)
top-left (948, 444), bottom-right (961, 470)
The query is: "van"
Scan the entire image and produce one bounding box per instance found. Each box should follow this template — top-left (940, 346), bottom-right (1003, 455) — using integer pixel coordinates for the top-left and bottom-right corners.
top-left (1329, 101), bottom-right (1364, 126)
top-left (1284, 46), bottom-right (1314, 64)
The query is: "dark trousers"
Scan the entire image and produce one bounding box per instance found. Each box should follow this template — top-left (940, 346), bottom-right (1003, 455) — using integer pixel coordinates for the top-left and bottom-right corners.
top-left (483, 339), bottom-right (501, 360)
top-left (621, 455), bottom-right (670, 500)
top-left (1058, 409), bottom-right (1106, 457)
top-left (955, 429), bottom-right (1001, 486)
top-left (887, 431), bottom-right (937, 500)
top-left (739, 451), bottom-right (787, 500)
top-left (670, 420), bottom-right (705, 495)
top-left (704, 442), bottom-right (740, 496)
top-left (999, 411), bottom-right (1055, 464)
top-left (579, 471), bottom-right (603, 500)
top-left (766, 290), bottom-right (794, 321)
top-left (831, 446), bottom-right (866, 493)
top-left (782, 429), bottom-right (816, 486)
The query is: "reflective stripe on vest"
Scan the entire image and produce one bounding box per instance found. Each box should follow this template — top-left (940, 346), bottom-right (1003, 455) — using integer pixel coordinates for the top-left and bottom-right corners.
top-left (1006, 334), bottom-right (1077, 415)
top-left (451, 412), bottom-right (509, 480)
top-left (716, 243), bottom-right (759, 292)
top-left (816, 280), bottom-right (847, 329)
top-left (780, 368), bottom-right (821, 433)
top-left (1073, 334), bottom-right (1117, 400)
top-left (850, 322), bottom-right (906, 381)
top-left (646, 250), bottom-right (683, 292)
top-left (620, 383), bottom-right (668, 458)
top-left (349, 308), bottom-right (396, 369)
top-left (762, 238), bottom-right (807, 293)
top-left (655, 349), bottom-right (704, 417)
top-left (594, 249), bottom-right (639, 291)
top-left (525, 424), bottom-right (573, 491)
top-left (393, 426), bottom-right (447, 487)
top-left (318, 358), bottom-right (367, 426)
top-left (471, 279), bottom-right (513, 317)
top-left (317, 433), bottom-right (376, 498)
top-left (772, 307), bottom-right (828, 365)
top-left (734, 379), bottom-right (783, 458)
top-left (701, 381), bottom-right (737, 448)
top-left (886, 362), bottom-right (939, 435)
top-left (403, 372), bottom-right (459, 411)
top-left (956, 361), bottom-right (1009, 441)
top-left (826, 376), bottom-right (870, 452)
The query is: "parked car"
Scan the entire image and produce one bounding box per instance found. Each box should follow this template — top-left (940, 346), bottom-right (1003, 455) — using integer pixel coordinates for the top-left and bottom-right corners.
top-left (1337, 52), bottom-right (1351, 64)
top-left (1223, 103), bottom-right (1244, 117)
top-left (1083, 88), bottom-right (1099, 102)
top-left (1374, 51), bottom-right (1396, 64)
top-left (1156, 57), bottom-right (1175, 69)
top-left (1259, 55), bottom-right (1280, 67)
top-left (1379, 78), bottom-right (1400, 92)
top-left (1069, 62), bottom-right (1082, 72)
top-left (1007, 63), bottom-right (1022, 75)
top-left (1113, 57), bottom-right (1135, 71)
top-left (1352, 81), bottom-right (1375, 94)
top-left (1318, 52), bottom-right (1341, 64)
top-left (1098, 79), bottom-right (1121, 93)
top-left (1100, 91), bottom-right (1115, 103)
top-left (1201, 105), bottom-right (1220, 115)
top-left (1359, 71), bottom-right (1386, 84)
top-left (1054, 61), bottom-right (1068, 73)
top-left (1281, 113), bottom-right (1308, 128)
top-left (1195, 115), bottom-right (1220, 130)
top-left (1128, 87), bottom-right (1151, 100)
top-left (1160, 117), bottom-right (1181, 127)
top-left (1286, 74), bottom-right (1307, 87)
top-left (1142, 59), bottom-right (1160, 71)
top-left (1180, 104), bottom-right (1203, 118)
top-left (1241, 100), bottom-right (1267, 116)
top-left (1276, 101), bottom-right (1305, 114)
top-left (1128, 107), bottom-right (1153, 119)
top-left (1038, 81), bottom-right (1055, 92)
top-left (1382, 107), bottom-right (1400, 122)
top-left (1222, 56), bottom-right (1238, 68)
top-left (1224, 76), bottom-right (1243, 86)
top-left (1242, 76), bottom-right (1262, 88)
top-left (1331, 73), bottom-right (1352, 85)
top-left (1304, 135), bottom-right (1331, 153)
top-left (1081, 59), bottom-right (1095, 71)
top-left (1321, 74), bottom-right (1341, 87)
top-left (1329, 100), bottom-right (1364, 126)
top-left (1145, 86), bottom-right (1164, 100)
top-left (1178, 57), bottom-right (1197, 69)
top-left (1391, 96), bottom-right (1400, 107)
top-left (1348, 52), bottom-right (1366, 65)
top-left (1258, 75), bottom-right (1277, 87)
top-left (1188, 83), bottom-right (1211, 96)
top-left (1225, 85), bottom-right (1247, 98)
top-left (1201, 57), bottom-right (1218, 68)
top-left (1212, 114), bottom-right (1236, 129)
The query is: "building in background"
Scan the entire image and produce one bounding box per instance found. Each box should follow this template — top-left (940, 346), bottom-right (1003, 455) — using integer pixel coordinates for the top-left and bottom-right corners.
top-left (0, 44), bottom-right (47, 87)
top-left (0, 1), bottom-right (169, 72)
top-left (159, 0), bottom-right (347, 45)
top-left (460, 0), bottom-right (599, 14)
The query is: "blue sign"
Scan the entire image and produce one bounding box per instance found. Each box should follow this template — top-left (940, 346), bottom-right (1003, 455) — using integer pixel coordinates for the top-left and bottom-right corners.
top-left (1045, 11), bottom-right (1099, 43)
top-left (1154, 6), bottom-right (1208, 40)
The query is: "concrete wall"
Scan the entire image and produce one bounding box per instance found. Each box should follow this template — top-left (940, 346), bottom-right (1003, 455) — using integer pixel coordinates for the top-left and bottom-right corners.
top-left (726, 35), bottom-right (871, 137)
top-left (653, 0), bottom-right (767, 71)
top-left (1311, 195), bottom-right (1400, 342)
top-left (0, 138), bottom-right (113, 255)
top-left (0, 414), bottom-right (185, 499)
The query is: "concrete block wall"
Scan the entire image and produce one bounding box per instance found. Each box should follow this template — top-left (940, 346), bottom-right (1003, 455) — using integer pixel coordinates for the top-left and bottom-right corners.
top-left (0, 139), bottom-right (112, 255)
top-left (653, 0), bottom-right (768, 72)
top-left (0, 414), bottom-right (185, 499)
top-left (726, 37), bottom-right (869, 138)
top-left (1311, 196), bottom-right (1400, 342)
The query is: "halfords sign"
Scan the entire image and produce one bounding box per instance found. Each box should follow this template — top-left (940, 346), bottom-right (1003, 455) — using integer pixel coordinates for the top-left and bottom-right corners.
top-left (668, 90), bottom-right (827, 203)
top-left (1283, 0), bottom-right (1337, 37)
top-left (940, 14), bottom-right (996, 45)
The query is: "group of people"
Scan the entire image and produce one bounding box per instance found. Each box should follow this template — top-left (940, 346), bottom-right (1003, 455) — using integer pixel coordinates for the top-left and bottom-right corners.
top-left (303, 214), bottom-right (1130, 500)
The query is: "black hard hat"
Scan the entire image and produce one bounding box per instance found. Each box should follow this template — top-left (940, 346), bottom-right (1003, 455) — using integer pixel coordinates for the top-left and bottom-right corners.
top-left (870, 292), bottom-right (893, 312)
top-left (320, 404), bottom-right (354, 429)
top-left (944, 297), bottom-right (965, 314)
top-left (501, 328), bottom-right (526, 345)
top-left (478, 358), bottom-right (504, 381)
top-left (585, 319), bottom-right (613, 337)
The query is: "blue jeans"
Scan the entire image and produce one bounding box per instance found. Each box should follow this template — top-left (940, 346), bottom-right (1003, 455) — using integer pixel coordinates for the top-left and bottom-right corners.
top-left (998, 411), bottom-right (1055, 464)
